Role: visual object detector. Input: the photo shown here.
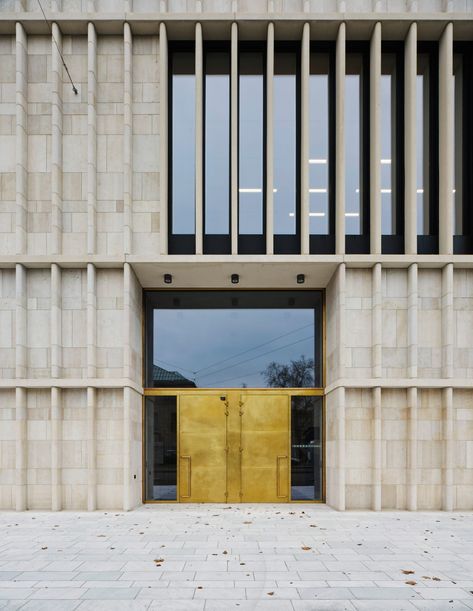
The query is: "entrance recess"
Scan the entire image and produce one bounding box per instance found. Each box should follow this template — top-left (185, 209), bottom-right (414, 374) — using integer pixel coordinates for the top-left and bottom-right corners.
top-left (144, 389), bottom-right (323, 503)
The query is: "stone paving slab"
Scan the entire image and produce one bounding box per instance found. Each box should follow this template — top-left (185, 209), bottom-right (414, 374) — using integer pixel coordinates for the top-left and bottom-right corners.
top-left (0, 504), bottom-right (472, 610)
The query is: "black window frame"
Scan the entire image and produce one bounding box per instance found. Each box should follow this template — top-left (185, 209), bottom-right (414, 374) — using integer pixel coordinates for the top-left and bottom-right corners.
top-left (381, 41), bottom-right (405, 255)
top-left (273, 41), bottom-right (302, 255)
top-left (453, 41), bottom-right (473, 254)
top-left (309, 41), bottom-right (336, 255)
top-left (168, 41), bottom-right (196, 255)
top-left (238, 42), bottom-right (267, 255)
top-left (345, 41), bottom-right (371, 255)
top-left (416, 41), bottom-right (439, 255)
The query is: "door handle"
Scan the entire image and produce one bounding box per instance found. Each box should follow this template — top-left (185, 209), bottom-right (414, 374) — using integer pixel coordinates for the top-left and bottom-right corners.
top-left (180, 455), bottom-right (191, 498)
top-left (277, 455), bottom-right (288, 498)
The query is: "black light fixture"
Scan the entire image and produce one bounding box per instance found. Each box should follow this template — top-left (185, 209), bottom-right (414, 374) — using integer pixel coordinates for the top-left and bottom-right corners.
top-left (231, 273), bottom-right (239, 284)
top-left (164, 273), bottom-right (172, 284)
top-left (297, 273), bottom-right (305, 284)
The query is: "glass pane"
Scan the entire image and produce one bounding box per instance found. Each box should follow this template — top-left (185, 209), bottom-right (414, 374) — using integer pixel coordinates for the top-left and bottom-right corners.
top-left (381, 54), bottom-right (396, 235)
top-left (454, 54), bottom-right (463, 235)
top-left (417, 54), bottom-right (430, 235)
top-left (291, 395), bottom-right (323, 501)
top-left (274, 51), bottom-right (297, 235)
top-left (172, 52), bottom-right (195, 234)
top-left (239, 51), bottom-right (264, 235)
top-left (309, 53), bottom-right (329, 235)
top-left (148, 291), bottom-right (322, 388)
top-left (205, 51), bottom-right (230, 234)
top-left (145, 396), bottom-right (177, 501)
top-left (345, 54), bottom-right (363, 235)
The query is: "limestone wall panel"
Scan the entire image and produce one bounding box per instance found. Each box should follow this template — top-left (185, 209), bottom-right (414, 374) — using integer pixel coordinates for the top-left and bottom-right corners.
top-left (381, 269), bottom-right (408, 378)
top-left (96, 269), bottom-right (123, 378)
top-left (61, 269), bottom-right (87, 378)
top-left (0, 36), bottom-right (15, 256)
top-left (0, 389), bottom-right (16, 509)
top-left (96, 388), bottom-right (124, 509)
top-left (0, 270), bottom-right (16, 379)
top-left (26, 389), bottom-right (51, 509)
top-left (418, 269), bottom-right (442, 378)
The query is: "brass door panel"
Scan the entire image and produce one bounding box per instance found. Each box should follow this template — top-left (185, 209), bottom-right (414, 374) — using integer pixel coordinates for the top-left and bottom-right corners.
top-left (239, 394), bottom-right (289, 502)
top-left (179, 394), bottom-right (228, 502)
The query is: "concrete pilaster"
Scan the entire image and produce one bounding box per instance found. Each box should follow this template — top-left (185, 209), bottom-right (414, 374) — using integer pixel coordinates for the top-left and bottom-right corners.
top-left (123, 22), bottom-right (133, 255)
top-left (337, 263), bottom-right (346, 380)
top-left (87, 263), bottom-right (96, 378)
top-left (335, 23), bottom-right (346, 254)
top-left (87, 386), bottom-right (96, 511)
top-left (407, 263), bottom-right (418, 378)
top-left (51, 23), bottom-right (63, 256)
top-left (370, 22), bottom-right (381, 254)
top-left (404, 22), bottom-right (417, 254)
top-left (15, 387), bottom-right (27, 512)
top-left (15, 23), bottom-right (27, 256)
top-left (231, 22), bottom-right (238, 255)
top-left (15, 263), bottom-right (27, 379)
top-left (442, 263), bottom-right (454, 379)
top-left (123, 263), bottom-right (132, 381)
top-left (51, 386), bottom-right (62, 511)
top-left (443, 386), bottom-right (454, 511)
top-left (301, 22), bottom-right (310, 255)
top-left (372, 262), bottom-right (382, 378)
top-left (336, 386), bottom-right (346, 511)
top-left (87, 23), bottom-right (97, 255)
top-left (195, 23), bottom-right (203, 255)
top-left (51, 263), bottom-right (62, 379)
top-left (123, 386), bottom-right (132, 511)
top-left (372, 386), bottom-right (382, 511)
top-left (266, 22), bottom-right (274, 255)
top-left (439, 22), bottom-right (454, 255)
top-left (407, 386), bottom-right (418, 510)
top-left (159, 23), bottom-right (168, 255)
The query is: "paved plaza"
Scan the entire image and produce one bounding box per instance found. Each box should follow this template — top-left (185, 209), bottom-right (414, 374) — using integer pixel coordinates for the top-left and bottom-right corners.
top-left (0, 505), bottom-right (472, 610)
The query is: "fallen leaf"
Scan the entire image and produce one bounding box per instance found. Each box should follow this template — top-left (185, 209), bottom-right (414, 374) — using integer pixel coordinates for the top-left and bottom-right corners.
top-left (267, 592), bottom-right (274, 596)
top-left (405, 580), bottom-right (417, 586)
top-left (401, 570), bottom-right (415, 575)
top-left (41, 546), bottom-right (47, 550)
top-left (154, 559), bottom-right (164, 563)
top-left (243, 521), bottom-right (252, 525)
top-left (432, 577), bottom-right (441, 581)
top-left (301, 546), bottom-right (311, 551)
top-left (222, 550), bottom-right (228, 555)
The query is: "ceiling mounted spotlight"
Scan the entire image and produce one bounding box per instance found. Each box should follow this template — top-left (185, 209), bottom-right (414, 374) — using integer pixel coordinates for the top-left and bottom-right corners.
top-left (164, 274), bottom-right (172, 284)
top-left (297, 274), bottom-right (305, 284)
top-left (231, 273), bottom-right (239, 284)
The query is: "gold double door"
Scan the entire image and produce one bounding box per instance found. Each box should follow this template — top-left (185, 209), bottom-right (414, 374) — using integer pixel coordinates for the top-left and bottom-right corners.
top-left (178, 391), bottom-right (290, 503)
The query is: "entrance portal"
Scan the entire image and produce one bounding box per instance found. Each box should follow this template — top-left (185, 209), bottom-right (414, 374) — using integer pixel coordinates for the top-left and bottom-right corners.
top-left (144, 390), bottom-right (323, 503)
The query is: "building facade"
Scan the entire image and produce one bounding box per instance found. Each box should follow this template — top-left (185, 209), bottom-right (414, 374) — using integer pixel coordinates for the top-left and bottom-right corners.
top-left (0, 0), bottom-right (472, 511)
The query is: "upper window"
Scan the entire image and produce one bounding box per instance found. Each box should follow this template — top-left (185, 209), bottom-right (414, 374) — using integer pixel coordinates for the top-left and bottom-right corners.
top-left (204, 46), bottom-right (231, 253)
top-left (274, 47), bottom-right (299, 254)
top-left (238, 47), bottom-right (265, 254)
top-left (169, 48), bottom-right (195, 254)
top-left (416, 44), bottom-right (438, 253)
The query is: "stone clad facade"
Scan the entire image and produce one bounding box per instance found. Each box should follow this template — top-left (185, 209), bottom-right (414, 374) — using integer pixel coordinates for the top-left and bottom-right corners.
top-left (0, 0), bottom-right (472, 511)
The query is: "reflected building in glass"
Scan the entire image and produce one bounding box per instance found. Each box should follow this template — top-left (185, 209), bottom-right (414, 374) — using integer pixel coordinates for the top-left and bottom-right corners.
top-left (0, 0), bottom-right (472, 512)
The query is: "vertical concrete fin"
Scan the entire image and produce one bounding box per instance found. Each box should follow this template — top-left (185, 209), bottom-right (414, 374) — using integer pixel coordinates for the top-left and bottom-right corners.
top-left (87, 263), bottom-right (97, 379)
top-left (15, 263), bottom-right (27, 379)
top-left (123, 263), bottom-right (132, 381)
top-left (404, 22), bottom-right (417, 254)
top-left (51, 22), bottom-right (63, 256)
top-left (15, 387), bottom-right (27, 512)
top-left (370, 22), bottom-right (381, 254)
top-left (87, 22), bottom-right (97, 255)
top-left (407, 386), bottom-right (417, 511)
top-left (372, 386), bottom-right (382, 511)
top-left (195, 22), bottom-right (204, 255)
top-left (51, 263), bottom-right (62, 379)
top-left (16, 22), bottom-right (27, 256)
top-left (266, 22), bottom-right (274, 255)
top-left (51, 386), bottom-right (62, 511)
top-left (123, 386), bottom-right (132, 511)
top-left (301, 22), bottom-right (310, 255)
top-left (407, 263), bottom-right (418, 378)
top-left (337, 386), bottom-right (346, 511)
top-left (87, 386), bottom-right (97, 511)
top-left (372, 263), bottom-right (382, 378)
top-left (159, 22), bottom-right (168, 255)
top-left (439, 22), bottom-right (454, 255)
top-left (442, 263), bottom-right (454, 379)
top-left (443, 386), bottom-right (454, 511)
top-left (124, 22), bottom-right (133, 255)
top-left (335, 22), bottom-right (345, 254)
